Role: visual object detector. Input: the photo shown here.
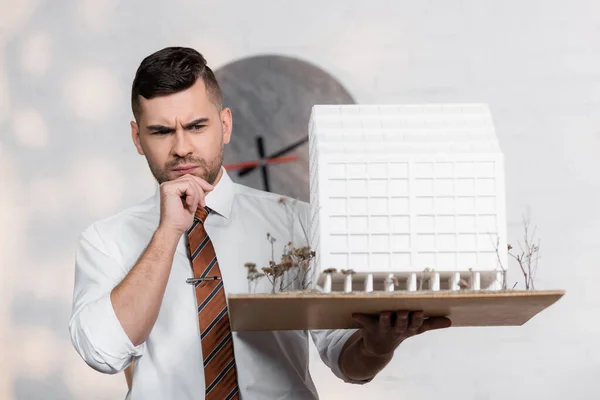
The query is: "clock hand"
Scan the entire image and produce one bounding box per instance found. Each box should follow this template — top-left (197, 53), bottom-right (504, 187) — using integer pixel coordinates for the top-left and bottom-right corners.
top-left (238, 135), bottom-right (309, 178)
top-left (257, 136), bottom-right (270, 192)
top-left (224, 155), bottom-right (298, 171)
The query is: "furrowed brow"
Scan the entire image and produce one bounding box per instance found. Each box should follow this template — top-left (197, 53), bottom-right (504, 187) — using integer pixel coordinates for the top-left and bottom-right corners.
top-left (183, 118), bottom-right (209, 129)
top-left (146, 124), bottom-right (175, 133)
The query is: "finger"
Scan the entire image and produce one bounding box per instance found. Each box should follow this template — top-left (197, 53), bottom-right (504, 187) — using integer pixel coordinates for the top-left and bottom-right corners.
top-left (192, 181), bottom-right (206, 208)
top-left (187, 177), bottom-right (211, 208)
top-left (352, 313), bottom-right (378, 332)
top-left (172, 181), bottom-right (197, 202)
top-left (186, 174), bottom-right (214, 192)
top-left (179, 177), bottom-right (204, 209)
top-left (185, 189), bottom-right (196, 210)
top-left (418, 317), bottom-right (452, 334)
top-left (379, 311), bottom-right (392, 333)
top-left (175, 180), bottom-right (200, 212)
top-left (394, 311), bottom-right (409, 333)
top-left (408, 311), bottom-right (424, 331)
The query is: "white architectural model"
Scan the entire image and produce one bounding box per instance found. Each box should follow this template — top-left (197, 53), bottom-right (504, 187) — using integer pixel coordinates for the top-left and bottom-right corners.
top-left (308, 104), bottom-right (508, 292)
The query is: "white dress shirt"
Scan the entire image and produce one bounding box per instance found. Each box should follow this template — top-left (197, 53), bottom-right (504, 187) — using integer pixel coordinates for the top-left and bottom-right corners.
top-left (69, 168), bottom-right (362, 399)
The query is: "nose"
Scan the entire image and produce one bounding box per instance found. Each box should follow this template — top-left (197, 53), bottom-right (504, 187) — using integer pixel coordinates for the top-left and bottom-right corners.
top-left (171, 128), bottom-right (194, 158)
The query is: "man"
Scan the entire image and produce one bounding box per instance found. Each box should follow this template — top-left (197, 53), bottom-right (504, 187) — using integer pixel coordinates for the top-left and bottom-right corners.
top-left (69, 46), bottom-right (451, 400)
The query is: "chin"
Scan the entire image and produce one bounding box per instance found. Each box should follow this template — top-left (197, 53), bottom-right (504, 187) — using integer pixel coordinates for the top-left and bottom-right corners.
top-left (155, 165), bottom-right (219, 184)
top-left (170, 169), bottom-right (211, 183)
top-left (193, 169), bottom-right (210, 181)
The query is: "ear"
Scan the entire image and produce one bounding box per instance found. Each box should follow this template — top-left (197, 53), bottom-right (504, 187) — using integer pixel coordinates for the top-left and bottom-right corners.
top-left (131, 120), bottom-right (145, 155)
top-left (220, 107), bottom-right (233, 144)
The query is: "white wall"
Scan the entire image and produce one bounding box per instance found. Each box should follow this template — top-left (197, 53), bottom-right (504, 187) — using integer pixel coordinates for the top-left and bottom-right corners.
top-left (1, 0), bottom-right (598, 398)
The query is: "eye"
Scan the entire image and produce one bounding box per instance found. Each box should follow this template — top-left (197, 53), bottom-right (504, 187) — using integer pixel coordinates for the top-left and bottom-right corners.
top-left (150, 129), bottom-right (172, 136)
top-left (191, 124), bottom-right (206, 131)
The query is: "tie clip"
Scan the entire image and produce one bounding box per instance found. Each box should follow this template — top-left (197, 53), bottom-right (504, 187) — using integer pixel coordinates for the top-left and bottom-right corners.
top-left (186, 276), bottom-right (222, 285)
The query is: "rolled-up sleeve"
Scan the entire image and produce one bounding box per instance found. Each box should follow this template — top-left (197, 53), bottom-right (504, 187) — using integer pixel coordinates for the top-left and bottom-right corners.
top-left (310, 329), bottom-right (371, 384)
top-left (68, 225), bottom-right (145, 374)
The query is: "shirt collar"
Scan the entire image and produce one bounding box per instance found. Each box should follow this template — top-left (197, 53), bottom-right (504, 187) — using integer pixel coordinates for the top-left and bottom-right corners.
top-left (152, 166), bottom-right (234, 219)
top-left (205, 167), bottom-right (234, 219)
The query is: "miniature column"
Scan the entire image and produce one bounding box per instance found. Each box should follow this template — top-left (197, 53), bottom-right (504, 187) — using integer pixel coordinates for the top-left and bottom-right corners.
top-left (450, 272), bottom-right (460, 291)
top-left (430, 272), bottom-right (440, 291)
top-left (470, 271), bottom-right (481, 291)
top-left (490, 270), bottom-right (504, 290)
top-left (364, 273), bottom-right (374, 292)
top-left (407, 273), bottom-right (417, 292)
top-left (344, 273), bottom-right (353, 293)
top-left (323, 273), bottom-right (332, 293)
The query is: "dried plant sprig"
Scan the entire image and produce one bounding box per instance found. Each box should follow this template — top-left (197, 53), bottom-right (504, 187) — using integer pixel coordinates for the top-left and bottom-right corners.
top-left (419, 268), bottom-right (432, 291)
top-left (508, 217), bottom-right (540, 290)
top-left (493, 235), bottom-right (509, 290)
top-left (249, 232), bottom-right (318, 293)
top-left (384, 274), bottom-right (400, 290)
top-left (288, 245), bottom-right (316, 291)
top-left (245, 262), bottom-right (265, 293)
top-left (266, 233), bottom-right (276, 264)
top-left (493, 216), bottom-right (541, 290)
top-left (244, 198), bottom-right (318, 294)
top-left (278, 196), bottom-right (315, 287)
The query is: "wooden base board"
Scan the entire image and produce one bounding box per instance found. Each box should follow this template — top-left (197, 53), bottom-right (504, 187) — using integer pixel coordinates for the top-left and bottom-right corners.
top-left (228, 290), bottom-right (565, 331)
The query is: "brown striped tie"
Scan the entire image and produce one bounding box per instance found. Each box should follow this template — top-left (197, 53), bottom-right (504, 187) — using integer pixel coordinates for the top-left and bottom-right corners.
top-left (186, 206), bottom-right (240, 400)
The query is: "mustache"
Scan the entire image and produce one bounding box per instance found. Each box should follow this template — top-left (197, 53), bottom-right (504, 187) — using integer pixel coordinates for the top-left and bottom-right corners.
top-left (166, 157), bottom-right (207, 169)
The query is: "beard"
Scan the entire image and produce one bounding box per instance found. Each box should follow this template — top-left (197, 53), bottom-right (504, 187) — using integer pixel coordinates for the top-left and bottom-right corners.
top-left (148, 142), bottom-right (224, 185)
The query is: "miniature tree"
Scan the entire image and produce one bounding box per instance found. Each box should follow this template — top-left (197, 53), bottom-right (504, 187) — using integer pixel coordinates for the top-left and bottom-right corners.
top-left (384, 274), bottom-right (400, 292)
top-left (244, 262), bottom-right (265, 293)
top-left (508, 218), bottom-right (540, 290)
top-left (419, 268), bottom-right (431, 291)
top-left (494, 216), bottom-right (541, 290)
top-left (249, 221), bottom-right (316, 294)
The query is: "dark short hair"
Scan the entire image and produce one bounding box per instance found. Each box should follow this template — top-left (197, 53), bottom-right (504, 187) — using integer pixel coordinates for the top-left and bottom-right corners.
top-left (131, 46), bottom-right (222, 120)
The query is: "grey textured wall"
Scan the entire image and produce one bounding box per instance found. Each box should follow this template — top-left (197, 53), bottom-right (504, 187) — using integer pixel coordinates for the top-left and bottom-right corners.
top-left (1, 0), bottom-right (599, 399)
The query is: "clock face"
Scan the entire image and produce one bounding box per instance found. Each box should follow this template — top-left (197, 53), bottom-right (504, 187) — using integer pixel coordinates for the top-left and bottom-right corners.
top-left (215, 55), bottom-right (355, 202)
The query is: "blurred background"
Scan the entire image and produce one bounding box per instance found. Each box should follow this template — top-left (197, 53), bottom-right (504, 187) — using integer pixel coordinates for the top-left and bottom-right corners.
top-left (1, 0), bottom-right (599, 399)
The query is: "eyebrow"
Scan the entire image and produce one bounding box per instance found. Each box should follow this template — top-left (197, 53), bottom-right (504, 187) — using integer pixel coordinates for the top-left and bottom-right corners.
top-left (146, 118), bottom-right (210, 132)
